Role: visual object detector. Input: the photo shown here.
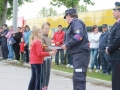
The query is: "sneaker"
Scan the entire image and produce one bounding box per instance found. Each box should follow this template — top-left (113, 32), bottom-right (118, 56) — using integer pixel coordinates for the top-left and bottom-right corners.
top-left (88, 69), bottom-right (92, 72)
top-left (105, 72), bottom-right (111, 75)
top-left (95, 69), bottom-right (100, 72)
top-left (14, 60), bottom-right (18, 62)
top-left (66, 64), bottom-right (70, 67)
top-left (70, 65), bottom-right (73, 68)
top-left (6, 58), bottom-right (10, 61)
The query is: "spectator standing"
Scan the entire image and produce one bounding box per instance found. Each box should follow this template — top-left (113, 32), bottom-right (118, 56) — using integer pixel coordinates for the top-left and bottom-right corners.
top-left (99, 24), bottom-right (111, 75)
top-left (53, 25), bottom-right (65, 65)
top-left (21, 26), bottom-right (25, 35)
top-left (12, 27), bottom-right (22, 60)
top-left (64, 33), bottom-right (73, 68)
top-left (28, 28), bottom-right (56, 90)
top-left (24, 25), bottom-right (31, 63)
top-left (5, 26), bottom-right (14, 60)
top-left (88, 25), bottom-right (101, 72)
top-left (1, 24), bottom-right (9, 60)
top-left (19, 37), bottom-right (26, 63)
top-left (66, 50), bottom-right (73, 68)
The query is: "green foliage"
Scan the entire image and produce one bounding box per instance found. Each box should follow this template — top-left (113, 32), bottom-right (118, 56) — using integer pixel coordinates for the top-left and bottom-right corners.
top-left (0, 0), bottom-right (34, 20)
top-left (38, 7), bottom-right (58, 17)
top-left (0, 0), bottom-right (4, 18)
top-left (77, 4), bottom-right (88, 12)
top-left (50, 0), bottom-right (94, 8)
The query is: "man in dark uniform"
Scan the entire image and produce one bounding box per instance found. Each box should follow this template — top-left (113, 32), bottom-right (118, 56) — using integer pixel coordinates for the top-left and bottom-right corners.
top-left (61, 9), bottom-right (90, 90)
top-left (1, 24), bottom-right (9, 60)
top-left (105, 2), bottom-right (120, 90)
top-left (99, 24), bottom-right (111, 75)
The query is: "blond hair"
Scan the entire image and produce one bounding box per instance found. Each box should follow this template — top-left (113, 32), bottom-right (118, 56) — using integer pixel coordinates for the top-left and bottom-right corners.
top-left (41, 22), bottom-right (50, 29)
top-left (29, 28), bottom-right (42, 50)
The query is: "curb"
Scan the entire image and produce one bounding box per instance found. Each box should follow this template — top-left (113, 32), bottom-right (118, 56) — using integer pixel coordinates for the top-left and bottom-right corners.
top-left (22, 63), bottom-right (111, 87)
top-left (51, 69), bottom-right (111, 87)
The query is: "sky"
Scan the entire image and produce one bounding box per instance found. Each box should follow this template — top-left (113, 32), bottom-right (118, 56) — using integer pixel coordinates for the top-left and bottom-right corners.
top-left (7, 0), bottom-right (120, 25)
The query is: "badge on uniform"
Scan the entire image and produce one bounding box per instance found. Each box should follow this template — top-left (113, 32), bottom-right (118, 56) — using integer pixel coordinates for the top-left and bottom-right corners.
top-left (74, 34), bottom-right (83, 41)
top-left (75, 29), bottom-right (80, 34)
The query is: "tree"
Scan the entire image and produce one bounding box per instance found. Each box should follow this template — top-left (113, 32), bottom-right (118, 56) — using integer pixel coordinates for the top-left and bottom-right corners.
top-left (50, 0), bottom-right (94, 9)
top-left (0, 0), bottom-right (34, 26)
top-left (38, 7), bottom-right (58, 17)
top-left (48, 7), bottom-right (57, 16)
top-left (77, 4), bottom-right (88, 12)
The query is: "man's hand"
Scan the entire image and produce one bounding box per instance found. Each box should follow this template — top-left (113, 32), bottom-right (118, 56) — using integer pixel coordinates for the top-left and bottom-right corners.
top-left (105, 47), bottom-right (109, 54)
top-left (61, 44), bottom-right (67, 50)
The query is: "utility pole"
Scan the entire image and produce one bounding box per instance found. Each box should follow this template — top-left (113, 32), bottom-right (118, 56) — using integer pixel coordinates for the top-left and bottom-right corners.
top-left (12, 0), bottom-right (18, 31)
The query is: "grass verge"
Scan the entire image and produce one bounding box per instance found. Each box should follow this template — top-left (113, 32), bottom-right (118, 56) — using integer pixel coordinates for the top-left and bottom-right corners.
top-left (52, 63), bottom-right (111, 81)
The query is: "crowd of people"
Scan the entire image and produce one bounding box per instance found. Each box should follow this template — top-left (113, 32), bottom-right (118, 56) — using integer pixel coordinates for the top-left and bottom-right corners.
top-left (0, 22), bottom-right (111, 90)
top-left (88, 24), bottom-right (111, 75)
top-left (0, 24), bottom-right (31, 63)
top-left (1, 2), bottom-right (120, 90)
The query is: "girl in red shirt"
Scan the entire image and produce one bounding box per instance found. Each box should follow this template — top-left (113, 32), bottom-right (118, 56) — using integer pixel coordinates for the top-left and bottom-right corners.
top-left (28, 28), bottom-right (56, 90)
top-left (19, 37), bottom-right (25, 63)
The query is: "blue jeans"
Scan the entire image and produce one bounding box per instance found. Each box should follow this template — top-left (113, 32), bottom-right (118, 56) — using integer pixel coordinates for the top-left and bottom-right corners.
top-left (66, 50), bottom-right (73, 65)
top-left (28, 64), bottom-right (43, 90)
top-left (90, 48), bottom-right (99, 70)
top-left (55, 49), bottom-right (64, 65)
top-left (7, 42), bottom-right (14, 59)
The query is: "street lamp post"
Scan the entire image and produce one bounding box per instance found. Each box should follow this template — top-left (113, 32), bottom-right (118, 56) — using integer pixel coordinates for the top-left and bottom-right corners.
top-left (12, 0), bottom-right (18, 31)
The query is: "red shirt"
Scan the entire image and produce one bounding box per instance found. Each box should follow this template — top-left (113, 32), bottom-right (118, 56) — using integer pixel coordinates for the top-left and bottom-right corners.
top-left (53, 30), bottom-right (65, 46)
top-left (30, 40), bottom-right (50, 64)
top-left (20, 42), bottom-right (25, 52)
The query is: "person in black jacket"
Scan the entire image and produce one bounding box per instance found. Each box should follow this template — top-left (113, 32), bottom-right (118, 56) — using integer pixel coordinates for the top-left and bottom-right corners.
top-left (99, 24), bottom-right (111, 75)
top-left (1, 24), bottom-right (9, 60)
top-left (12, 27), bottom-right (22, 60)
top-left (61, 9), bottom-right (90, 90)
top-left (105, 2), bottom-right (120, 90)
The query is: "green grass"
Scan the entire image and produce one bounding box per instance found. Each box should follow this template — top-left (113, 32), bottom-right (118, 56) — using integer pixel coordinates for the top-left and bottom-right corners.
top-left (52, 63), bottom-right (111, 81)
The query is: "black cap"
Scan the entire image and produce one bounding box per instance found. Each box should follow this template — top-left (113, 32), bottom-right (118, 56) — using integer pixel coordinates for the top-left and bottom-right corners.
top-left (102, 24), bottom-right (108, 28)
top-left (64, 8), bottom-right (77, 19)
top-left (113, 2), bottom-right (120, 10)
top-left (2, 24), bottom-right (7, 27)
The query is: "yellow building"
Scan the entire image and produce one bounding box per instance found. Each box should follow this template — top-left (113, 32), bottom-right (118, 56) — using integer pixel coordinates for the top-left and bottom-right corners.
top-left (24, 9), bottom-right (116, 32)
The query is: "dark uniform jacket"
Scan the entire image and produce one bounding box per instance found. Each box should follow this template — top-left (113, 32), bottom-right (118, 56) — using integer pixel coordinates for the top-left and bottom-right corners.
top-left (107, 22), bottom-right (120, 60)
top-left (1, 29), bottom-right (8, 42)
top-left (99, 31), bottom-right (109, 52)
top-left (64, 18), bottom-right (90, 55)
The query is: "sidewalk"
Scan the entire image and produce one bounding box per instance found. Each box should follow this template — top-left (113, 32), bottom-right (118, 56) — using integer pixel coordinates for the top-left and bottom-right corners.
top-left (23, 62), bottom-right (111, 87)
top-left (2, 60), bottom-right (111, 87)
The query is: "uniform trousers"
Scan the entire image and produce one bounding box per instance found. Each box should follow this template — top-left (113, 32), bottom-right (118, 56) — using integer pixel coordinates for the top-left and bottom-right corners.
top-left (72, 51), bottom-right (90, 90)
top-left (110, 60), bottom-right (120, 90)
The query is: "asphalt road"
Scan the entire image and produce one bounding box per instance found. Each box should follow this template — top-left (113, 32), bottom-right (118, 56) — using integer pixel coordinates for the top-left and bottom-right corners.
top-left (0, 61), bottom-right (111, 90)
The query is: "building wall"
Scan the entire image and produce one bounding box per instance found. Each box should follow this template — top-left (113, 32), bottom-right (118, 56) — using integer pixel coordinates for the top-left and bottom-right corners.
top-left (24, 9), bottom-right (116, 31)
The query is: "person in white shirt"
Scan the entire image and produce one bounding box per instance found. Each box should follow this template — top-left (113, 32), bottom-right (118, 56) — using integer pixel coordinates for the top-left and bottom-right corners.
top-left (88, 25), bottom-right (101, 72)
